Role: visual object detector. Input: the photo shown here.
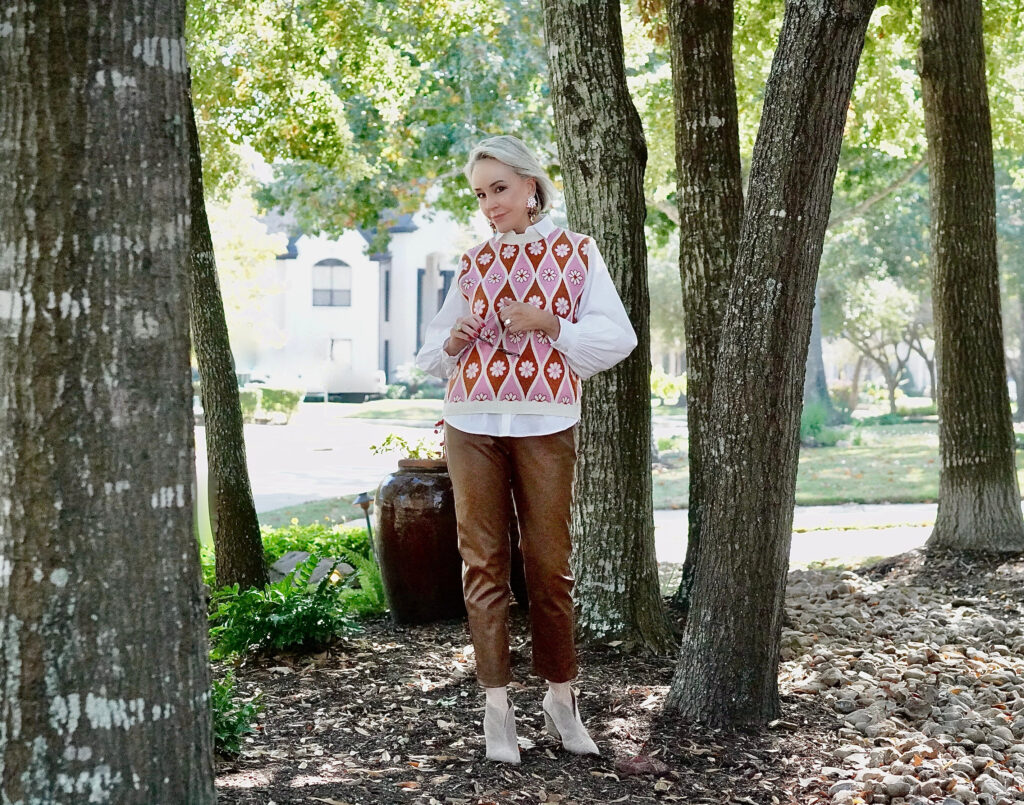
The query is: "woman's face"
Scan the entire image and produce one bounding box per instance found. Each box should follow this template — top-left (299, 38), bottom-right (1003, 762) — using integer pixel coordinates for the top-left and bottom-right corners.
top-left (470, 159), bottom-right (537, 235)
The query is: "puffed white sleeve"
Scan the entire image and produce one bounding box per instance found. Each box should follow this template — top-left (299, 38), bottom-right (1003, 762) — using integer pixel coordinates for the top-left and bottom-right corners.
top-left (416, 270), bottom-right (469, 380)
top-left (549, 239), bottom-right (638, 381)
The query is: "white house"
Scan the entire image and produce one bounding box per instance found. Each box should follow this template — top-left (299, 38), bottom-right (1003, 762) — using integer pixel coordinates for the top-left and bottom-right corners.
top-left (232, 209), bottom-right (484, 400)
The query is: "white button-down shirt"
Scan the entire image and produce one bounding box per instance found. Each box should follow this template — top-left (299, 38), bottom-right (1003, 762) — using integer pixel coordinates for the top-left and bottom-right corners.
top-left (416, 215), bottom-right (637, 437)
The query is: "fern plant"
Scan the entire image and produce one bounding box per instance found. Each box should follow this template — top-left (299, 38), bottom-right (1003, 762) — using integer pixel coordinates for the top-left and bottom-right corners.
top-left (339, 548), bottom-right (387, 617)
top-left (208, 556), bottom-right (356, 659)
top-left (211, 670), bottom-right (263, 756)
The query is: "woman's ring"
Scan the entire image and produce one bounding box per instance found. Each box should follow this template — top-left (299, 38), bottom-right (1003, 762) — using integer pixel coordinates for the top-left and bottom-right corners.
top-left (504, 319), bottom-right (511, 327)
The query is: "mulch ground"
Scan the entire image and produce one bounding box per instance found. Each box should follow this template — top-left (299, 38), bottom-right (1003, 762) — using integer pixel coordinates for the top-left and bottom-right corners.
top-left (215, 550), bottom-right (1023, 805)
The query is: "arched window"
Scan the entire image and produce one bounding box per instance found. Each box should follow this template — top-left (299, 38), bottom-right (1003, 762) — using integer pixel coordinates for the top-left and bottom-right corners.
top-left (312, 259), bottom-right (352, 307)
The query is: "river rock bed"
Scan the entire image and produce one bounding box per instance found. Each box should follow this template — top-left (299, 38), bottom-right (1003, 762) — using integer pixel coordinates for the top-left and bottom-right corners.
top-left (780, 550), bottom-right (1024, 804)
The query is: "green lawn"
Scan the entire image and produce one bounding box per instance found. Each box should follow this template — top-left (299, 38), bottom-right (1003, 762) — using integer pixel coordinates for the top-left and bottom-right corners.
top-left (342, 399), bottom-right (443, 421)
top-left (654, 422), bottom-right (1024, 509)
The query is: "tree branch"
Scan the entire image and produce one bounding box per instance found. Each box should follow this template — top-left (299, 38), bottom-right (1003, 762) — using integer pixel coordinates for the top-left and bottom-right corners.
top-left (827, 159), bottom-right (927, 230)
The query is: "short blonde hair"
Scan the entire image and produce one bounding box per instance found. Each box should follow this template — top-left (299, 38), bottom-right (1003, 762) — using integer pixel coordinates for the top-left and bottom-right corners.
top-left (463, 135), bottom-right (557, 213)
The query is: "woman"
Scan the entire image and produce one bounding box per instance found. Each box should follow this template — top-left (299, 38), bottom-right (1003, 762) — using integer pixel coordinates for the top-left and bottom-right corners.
top-left (416, 135), bottom-right (636, 764)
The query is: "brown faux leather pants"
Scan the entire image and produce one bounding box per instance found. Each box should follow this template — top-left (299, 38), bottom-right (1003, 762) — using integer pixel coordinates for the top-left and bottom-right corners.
top-left (444, 423), bottom-right (578, 687)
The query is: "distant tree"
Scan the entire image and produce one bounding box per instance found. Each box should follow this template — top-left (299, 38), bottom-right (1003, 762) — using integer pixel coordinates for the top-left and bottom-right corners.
top-left (920, 0), bottom-right (1024, 551)
top-left (0, 1), bottom-right (215, 800)
top-left (664, 0), bottom-right (876, 725)
top-left (186, 82), bottom-right (269, 589)
top-left (542, 0), bottom-right (674, 651)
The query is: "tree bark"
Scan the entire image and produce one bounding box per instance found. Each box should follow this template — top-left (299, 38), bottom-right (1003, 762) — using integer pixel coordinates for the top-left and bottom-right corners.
top-left (542, 0), bottom-right (674, 652)
top-left (920, 0), bottom-right (1024, 551)
top-left (0, 2), bottom-right (216, 801)
top-left (186, 77), bottom-right (268, 589)
top-left (664, 0), bottom-right (875, 726)
top-left (804, 284), bottom-right (842, 421)
top-left (665, 0), bottom-right (745, 613)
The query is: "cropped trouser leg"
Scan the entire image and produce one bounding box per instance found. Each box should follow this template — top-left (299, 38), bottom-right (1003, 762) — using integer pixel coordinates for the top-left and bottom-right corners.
top-left (444, 424), bottom-right (578, 687)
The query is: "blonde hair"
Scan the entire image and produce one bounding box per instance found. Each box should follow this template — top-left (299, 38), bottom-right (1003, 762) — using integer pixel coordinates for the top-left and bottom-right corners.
top-left (463, 135), bottom-right (557, 213)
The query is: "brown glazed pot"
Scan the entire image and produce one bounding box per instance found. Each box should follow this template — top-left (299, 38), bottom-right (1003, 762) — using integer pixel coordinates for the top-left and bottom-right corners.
top-left (375, 460), bottom-right (465, 624)
top-left (374, 459), bottom-right (530, 625)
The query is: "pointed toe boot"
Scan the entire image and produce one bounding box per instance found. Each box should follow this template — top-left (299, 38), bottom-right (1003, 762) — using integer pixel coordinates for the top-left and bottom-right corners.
top-left (542, 689), bottom-right (600, 756)
top-left (483, 702), bottom-right (522, 764)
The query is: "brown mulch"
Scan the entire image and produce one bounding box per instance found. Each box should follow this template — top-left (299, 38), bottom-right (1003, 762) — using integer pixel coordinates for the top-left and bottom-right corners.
top-left (215, 549), bottom-right (1024, 805)
top-left (215, 602), bottom-right (841, 805)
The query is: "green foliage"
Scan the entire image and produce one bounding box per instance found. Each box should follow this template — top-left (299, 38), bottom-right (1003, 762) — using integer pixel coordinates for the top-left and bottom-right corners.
top-left (200, 541), bottom-right (216, 590)
top-left (800, 399), bottom-right (831, 443)
top-left (209, 557), bottom-right (356, 660)
top-left (237, 389), bottom-right (260, 422)
top-left (211, 671), bottom-right (263, 756)
top-left (261, 521), bottom-right (371, 565)
top-left (259, 388), bottom-right (304, 420)
top-left (896, 402), bottom-right (937, 417)
top-left (657, 435), bottom-right (686, 453)
top-left (339, 549), bottom-right (387, 618)
top-left (369, 432), bottom-right (442, 460)
top-left (650, 367), bottom-right (687, 405)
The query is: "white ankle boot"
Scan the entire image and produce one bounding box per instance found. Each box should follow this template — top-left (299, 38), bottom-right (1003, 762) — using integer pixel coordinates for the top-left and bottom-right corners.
top-left (542, 688), bottom-right (600, 756)
top-left (483, 702), bottom-right (521, 764)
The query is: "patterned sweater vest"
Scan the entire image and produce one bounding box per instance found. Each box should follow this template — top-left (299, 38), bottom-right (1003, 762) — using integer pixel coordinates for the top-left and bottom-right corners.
top-left (444, 226), bottom-right (591, 418)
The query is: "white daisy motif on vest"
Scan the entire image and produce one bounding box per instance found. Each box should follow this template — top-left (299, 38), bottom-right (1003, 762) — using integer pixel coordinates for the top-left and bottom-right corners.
top-left (445, 226), bottom-right (591, 414)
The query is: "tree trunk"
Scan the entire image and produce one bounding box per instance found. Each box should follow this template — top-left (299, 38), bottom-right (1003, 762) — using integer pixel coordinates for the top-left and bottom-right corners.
top-left (542, 0), bottom-right (674, 652)
top-left (804, 284), bottom-right (842, 422)
top-left (1017, 294), bottom-right (1024, 422)
top-left (664, 0), bottom-right (875, 726)
top-left (665, 0), bottom-right (745, 613)
top-left (920, 0), bottom-right (1024, 551)
top-left (850, 353), bottom-right (864, 411)
top-left (0, 2), bottom-right (216, 801)
top-left (186, 78), bottom-right (269, 589)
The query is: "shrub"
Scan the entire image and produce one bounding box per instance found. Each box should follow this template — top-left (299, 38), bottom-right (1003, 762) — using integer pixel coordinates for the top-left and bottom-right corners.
top-left (208, 557), bottom-right (356, 659)
top-left (387, 363), bottom-right (445, 399)
top-left (651, 367), bottom-right (686, 406)
top-left (657, 435), bottom-right (685, 453)
top-left (238, 389), bottom-right (260, 423)
top-left (262, 521), bottom-right (371, 565)
top-left (260, 388), bottom-right (304, 421)
top-left (211, 670), bottom-right (263, 756)
top-left (800, 399), bottom-right (830, 442)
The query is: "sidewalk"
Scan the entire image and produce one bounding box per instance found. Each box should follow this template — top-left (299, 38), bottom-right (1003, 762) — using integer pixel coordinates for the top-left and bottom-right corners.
top-left (653, 504), bottom-right (937, 568)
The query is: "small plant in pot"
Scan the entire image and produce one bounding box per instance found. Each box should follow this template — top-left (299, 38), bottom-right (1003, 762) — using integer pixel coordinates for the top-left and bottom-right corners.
top-left (369, 427), bottom-right (445, 470)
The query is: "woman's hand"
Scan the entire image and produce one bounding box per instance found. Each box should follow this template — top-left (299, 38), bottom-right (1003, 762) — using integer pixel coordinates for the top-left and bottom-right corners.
top-left (444, 314), bottom-right (485, 355)
top-left (499, 300), bottom-right (561, 341)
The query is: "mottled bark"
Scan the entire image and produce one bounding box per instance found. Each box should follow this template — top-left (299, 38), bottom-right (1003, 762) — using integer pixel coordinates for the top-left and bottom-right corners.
top-left (920, 0), bottom-right (1024, 551)
top-left (666, 0), bottom-right (744, 612)
top-left (664, 0), bottom-right (875, 726)
top-left (0, 2), bottom-right (215, 801)
top-left (186, 80), bottom-right (268, 589)
top-left (541, 0), bottom-right (673, 652)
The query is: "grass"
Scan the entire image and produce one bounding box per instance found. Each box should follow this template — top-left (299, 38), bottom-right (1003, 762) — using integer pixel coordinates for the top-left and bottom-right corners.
top-left (256, 421), bottom-right (1024, 526)
top-left (259, 498), bottom-right (372, 529)
top-left (342, 399), bottom-right (443, 421)
top-left (654, 422), bottom-right (1024, 509)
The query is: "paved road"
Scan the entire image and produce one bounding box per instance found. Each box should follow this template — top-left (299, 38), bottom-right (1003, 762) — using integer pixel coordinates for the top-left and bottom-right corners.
top-left (197, 405), bottom-right (946, 567)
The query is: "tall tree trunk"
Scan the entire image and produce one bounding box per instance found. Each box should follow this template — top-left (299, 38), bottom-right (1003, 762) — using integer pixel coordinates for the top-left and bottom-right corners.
top-left (186, 78), bottom-right (268, 589)
top-left (542, 0), bottom-right (674, 652)
top-left (1016, 294), bottom-right (1024, 422)
top-left (664, 0), bottom-right (875, 726)
top-left (0, 2), bottom-right (215, 801)
top-left (666, 0), bottom-right (745, 613)
top-left (920, 0), bottom-right (1024, 551)
top-left (804, 284), bottom-right (842, 421)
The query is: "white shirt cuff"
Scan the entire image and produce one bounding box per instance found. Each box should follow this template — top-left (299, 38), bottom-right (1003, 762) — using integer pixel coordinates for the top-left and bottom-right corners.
top-left (550, 318), bottom-right (579, 355)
